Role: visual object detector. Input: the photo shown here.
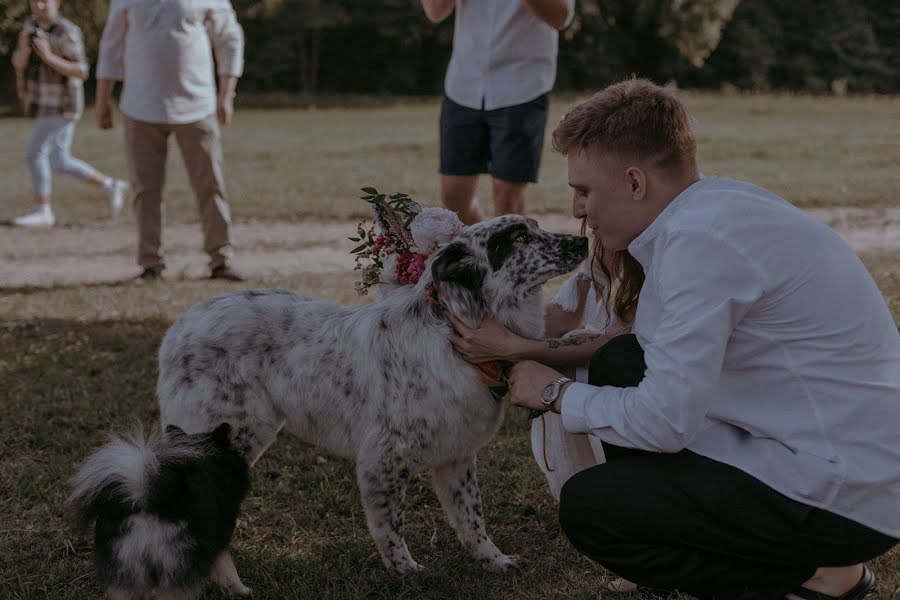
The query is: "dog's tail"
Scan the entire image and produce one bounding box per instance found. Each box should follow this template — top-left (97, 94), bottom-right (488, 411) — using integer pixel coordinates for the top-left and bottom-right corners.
top-left (67, 425), bottom-right (203, 532)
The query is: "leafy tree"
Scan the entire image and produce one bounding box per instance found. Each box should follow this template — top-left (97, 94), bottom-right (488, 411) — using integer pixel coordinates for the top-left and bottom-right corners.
top-left (558, 0), bottom-right (741, 87)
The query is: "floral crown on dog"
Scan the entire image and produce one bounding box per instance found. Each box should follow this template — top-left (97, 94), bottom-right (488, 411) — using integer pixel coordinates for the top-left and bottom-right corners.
top-left (349, 187), bottom-right (464, 295)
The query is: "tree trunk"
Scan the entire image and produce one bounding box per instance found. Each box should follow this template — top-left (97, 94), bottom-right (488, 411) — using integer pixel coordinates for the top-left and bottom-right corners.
top-left (297, 28), bottom-right (321, 94)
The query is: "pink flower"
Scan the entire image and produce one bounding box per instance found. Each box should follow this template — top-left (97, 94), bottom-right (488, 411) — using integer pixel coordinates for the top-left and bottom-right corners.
top-left (395, 251), bottom-right (427, 285)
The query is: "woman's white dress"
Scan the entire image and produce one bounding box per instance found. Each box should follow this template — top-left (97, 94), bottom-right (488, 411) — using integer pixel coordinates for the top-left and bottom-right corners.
top-left (530, 263), bottom-right (625, 501)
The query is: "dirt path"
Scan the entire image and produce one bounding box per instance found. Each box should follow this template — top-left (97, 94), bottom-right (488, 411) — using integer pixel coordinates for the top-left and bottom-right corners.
top-left (1, 207), bottom-right (899, 289)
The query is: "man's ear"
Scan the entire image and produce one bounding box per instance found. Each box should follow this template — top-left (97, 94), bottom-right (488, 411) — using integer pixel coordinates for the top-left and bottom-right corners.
top-left (625, 166), bottom-right (647, 201)
top-left (430, 242), bottom-right (486, 328)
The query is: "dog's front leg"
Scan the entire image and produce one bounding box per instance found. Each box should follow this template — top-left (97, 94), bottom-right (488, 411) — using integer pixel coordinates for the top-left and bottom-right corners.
top-left (209, 549), bottom-right (251, 596)
top-left (433, 456), bottom-right (518, 573)
top-left (356, 456), bottom-right (422, 575)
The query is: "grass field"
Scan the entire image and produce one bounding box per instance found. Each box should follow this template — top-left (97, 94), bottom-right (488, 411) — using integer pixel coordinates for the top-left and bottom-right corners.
top-left (1, 93), bottom-right (899, 600)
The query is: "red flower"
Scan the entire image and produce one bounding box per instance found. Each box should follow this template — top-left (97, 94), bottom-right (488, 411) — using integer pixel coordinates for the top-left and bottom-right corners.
top-left (395, 251), bottom-right (427, 285)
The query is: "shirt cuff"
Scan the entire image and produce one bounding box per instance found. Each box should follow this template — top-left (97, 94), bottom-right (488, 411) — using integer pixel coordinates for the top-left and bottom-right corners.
top-left (560, 382), bottom-right (596, 434)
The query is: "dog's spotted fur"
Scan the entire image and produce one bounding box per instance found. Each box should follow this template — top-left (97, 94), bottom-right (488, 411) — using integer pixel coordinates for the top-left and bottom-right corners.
top-left (157, 215), bottom-right (587, 575)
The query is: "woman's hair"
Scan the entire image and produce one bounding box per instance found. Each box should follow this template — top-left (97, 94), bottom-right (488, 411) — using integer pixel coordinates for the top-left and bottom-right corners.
top-left (553, 77), bottom-right (697, 172)
top-left (582, 222), bottom-right (644, 322)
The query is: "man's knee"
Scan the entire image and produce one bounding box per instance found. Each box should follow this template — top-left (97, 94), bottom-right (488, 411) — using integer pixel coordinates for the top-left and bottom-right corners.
top-left (559, 467), bottom-right (615, 551)
top-left (589, 334), bottom-right (646, 388)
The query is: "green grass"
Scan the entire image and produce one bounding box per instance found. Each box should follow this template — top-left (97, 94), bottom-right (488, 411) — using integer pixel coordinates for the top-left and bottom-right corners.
top-left (1, 93), bottom-right (900, 599)
top-left (1, 92), bottom-right (898, 225)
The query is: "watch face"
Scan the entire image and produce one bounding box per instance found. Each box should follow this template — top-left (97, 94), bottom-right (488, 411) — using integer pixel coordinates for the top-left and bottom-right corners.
top-left (542, 382), bottom-right (558, 404)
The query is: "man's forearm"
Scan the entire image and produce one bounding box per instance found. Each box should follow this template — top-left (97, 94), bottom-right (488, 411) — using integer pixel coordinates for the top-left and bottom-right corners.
top-left (523, 0), bottom-right (571, 30)
top-left (218, 75), bottom-right (238, 98)
top-left (421, 0), bottom-right (454, 23)
top-left (96, 78), bottom-right (116, 103)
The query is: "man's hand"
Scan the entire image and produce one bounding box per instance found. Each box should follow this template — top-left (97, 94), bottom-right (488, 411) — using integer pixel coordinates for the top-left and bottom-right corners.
top-left (420, 0), bottom-right (454, 23)
top-left (507, 360), bottom-right (569, 412)
top-left (97, 98), bottom-right (114, 130)
top-left (523, 0), bottom-right (571, 30)
top-left (96, 79), bottom-right (116, 130)
top-left (31, 30), bottom-right (53, 62)
top-left (217, 92), bottom-right (234, 126)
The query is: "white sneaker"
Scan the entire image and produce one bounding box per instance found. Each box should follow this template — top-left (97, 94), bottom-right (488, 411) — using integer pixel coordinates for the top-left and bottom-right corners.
top-left (13, 205), bottom-right (55, 227)
top-left (106, 179), bottom-right (128, 218)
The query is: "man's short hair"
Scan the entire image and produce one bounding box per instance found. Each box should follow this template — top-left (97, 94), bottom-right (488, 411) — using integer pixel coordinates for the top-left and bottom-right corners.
top-left (552, 78), bottom-right (697, 171)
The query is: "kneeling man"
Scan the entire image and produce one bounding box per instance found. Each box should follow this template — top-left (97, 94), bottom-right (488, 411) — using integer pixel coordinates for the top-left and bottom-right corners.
top-left (508, 79), bottom-right (900, 600)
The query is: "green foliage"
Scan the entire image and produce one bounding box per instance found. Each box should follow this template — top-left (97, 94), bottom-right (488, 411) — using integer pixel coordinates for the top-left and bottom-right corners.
top-left (0, 0), bottom-right (897, 107)
top-left (690, 0), bottom-right (900, 92)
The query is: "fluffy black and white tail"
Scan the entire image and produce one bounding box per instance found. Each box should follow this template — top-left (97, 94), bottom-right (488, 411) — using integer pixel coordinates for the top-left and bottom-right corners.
top-left (67, 423), bottom-right (249, 600)
top-left (68, 426), bottom-right (202, 532)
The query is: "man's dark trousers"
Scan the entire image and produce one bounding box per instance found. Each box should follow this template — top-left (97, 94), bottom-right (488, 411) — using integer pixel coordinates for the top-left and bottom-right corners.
top-left (558, 334), bottom-right (896, 600)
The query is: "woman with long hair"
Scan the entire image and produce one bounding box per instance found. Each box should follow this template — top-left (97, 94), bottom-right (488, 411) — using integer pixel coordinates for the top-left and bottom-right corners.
top-left (448, 225), bottom-right (644, 501)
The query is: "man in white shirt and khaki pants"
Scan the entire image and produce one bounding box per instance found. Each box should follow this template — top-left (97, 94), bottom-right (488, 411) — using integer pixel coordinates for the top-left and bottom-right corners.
top-left (95, 0), bottom-right (244, 281)
top-left (505, 79), bottom-right (900, 600)
top-left (421, 0), bottom-right (575, 224)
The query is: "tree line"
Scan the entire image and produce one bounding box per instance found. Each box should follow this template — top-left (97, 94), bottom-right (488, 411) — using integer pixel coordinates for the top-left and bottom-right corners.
top-left (0, 0), bottom-right (896, 109)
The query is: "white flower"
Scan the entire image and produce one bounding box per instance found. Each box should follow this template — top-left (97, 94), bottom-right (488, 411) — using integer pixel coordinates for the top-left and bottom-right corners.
top-left (409, 207), bottom-right (464, 255)
top-left (379, 253), bottom-right (399, 285)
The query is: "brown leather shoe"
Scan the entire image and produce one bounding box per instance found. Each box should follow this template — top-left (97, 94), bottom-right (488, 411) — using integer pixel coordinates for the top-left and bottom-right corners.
top-left (133, 267), bottom-right (162, 284)
top-left (210, 265), bottom-right (244, 281)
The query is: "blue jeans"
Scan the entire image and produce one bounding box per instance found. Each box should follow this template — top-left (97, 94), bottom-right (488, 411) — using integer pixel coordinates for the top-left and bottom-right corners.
top-left (26, 115), bottom-right (97, 197)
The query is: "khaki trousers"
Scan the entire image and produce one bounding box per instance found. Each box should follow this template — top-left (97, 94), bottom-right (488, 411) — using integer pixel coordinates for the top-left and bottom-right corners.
top-left (124, 113), bottom-right (234, 271)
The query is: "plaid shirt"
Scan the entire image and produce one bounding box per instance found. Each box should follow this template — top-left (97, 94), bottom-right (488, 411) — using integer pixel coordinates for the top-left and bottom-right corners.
top-left (19, 16), bottom-right (88, 120)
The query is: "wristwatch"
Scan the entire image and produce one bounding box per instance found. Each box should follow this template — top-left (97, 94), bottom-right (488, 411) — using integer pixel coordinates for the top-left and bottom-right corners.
top-left (541, 376), bottom-right (572, 413)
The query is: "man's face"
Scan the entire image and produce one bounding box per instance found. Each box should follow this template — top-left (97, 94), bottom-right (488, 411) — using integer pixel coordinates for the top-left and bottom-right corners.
top-left (568, 149), bottom-right (648, 252)
top-left (30, 0), bottom-right (59, 21)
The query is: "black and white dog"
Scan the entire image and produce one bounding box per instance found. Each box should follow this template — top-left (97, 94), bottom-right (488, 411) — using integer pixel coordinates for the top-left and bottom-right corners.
top-left (68, 423), bottom-right (251, 600)
top-left (156, 214), bottom-right (588, 576)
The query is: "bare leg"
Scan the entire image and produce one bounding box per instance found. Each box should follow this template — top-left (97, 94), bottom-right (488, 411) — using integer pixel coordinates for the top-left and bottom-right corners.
top-left (608, 578), bottom-right (638, 593)
top-left (356, 454), bottom-right (421, 575)
top-left (209, 549), bottom-right (251, 597)
top-left (432, 456), bottom-right (517, 572)
top-left (441, 174), bottom-right (482, 225)
top-left (785, 564), bottom-right (865, 600)
top-left (492, 177), bottom-right (527, 216)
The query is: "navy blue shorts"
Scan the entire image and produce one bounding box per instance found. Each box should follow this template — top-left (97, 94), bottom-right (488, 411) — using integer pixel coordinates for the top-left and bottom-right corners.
top-left (439, 93), bottom-right (549, 183)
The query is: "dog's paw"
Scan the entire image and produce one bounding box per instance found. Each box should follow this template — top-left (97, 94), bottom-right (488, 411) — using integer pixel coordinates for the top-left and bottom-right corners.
top-left (482, 553), bottom-right (520, 573)
top-left (389, 559), bottom-right (424, 577)
top-left (225, 582), bottom-right (252, 597)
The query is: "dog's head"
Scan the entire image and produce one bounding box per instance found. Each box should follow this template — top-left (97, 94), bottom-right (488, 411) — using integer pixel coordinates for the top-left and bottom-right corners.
top-left (428, 215), bottom-right (588, 331)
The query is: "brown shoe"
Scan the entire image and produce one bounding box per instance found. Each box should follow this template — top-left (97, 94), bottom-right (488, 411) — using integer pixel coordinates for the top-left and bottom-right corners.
top-left (210, 265), bottom-right (244, 281)
top-left (134, 267), bottom-right (162, 284)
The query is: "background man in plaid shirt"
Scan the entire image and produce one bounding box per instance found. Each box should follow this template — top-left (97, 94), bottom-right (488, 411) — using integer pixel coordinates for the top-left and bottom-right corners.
top-left (10, 0), bottom-right (127, 228)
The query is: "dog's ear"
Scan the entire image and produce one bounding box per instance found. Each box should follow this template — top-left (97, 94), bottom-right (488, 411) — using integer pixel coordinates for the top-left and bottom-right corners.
top-left (210, 422), bottom-right (232, 448)
top-left (431, 242), bottom-right (486, 328)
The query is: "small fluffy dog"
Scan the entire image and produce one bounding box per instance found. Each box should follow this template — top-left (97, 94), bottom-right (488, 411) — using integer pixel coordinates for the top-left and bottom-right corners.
top-left (157, 214), bottom-right (587, 575)
top-left (68, 423), bottom-right (251, 600)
